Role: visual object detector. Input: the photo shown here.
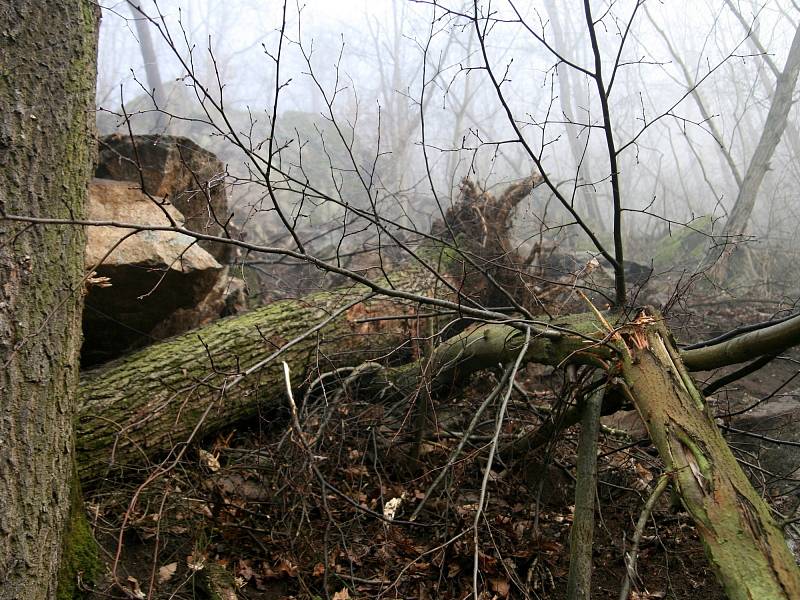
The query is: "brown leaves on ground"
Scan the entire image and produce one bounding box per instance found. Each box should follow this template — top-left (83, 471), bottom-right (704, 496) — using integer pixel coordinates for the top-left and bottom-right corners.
top-left (85, 349), bottom-right (725, 600)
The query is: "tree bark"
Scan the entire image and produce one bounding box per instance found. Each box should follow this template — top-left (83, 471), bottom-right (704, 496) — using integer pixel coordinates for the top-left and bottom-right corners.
top-left (0, 2), bottom-right (99, 599)
top-left (618, 315), bottom-right (800, 599)
top-left (680, 312), bottom-right (800, 371)
top-left (76, 273), bottom-right (436, 483)
top-left (566, 385), bottom-right (604, 600)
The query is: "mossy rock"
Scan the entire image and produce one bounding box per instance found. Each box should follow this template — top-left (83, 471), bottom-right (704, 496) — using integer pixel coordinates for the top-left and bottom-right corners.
top-left (652, 215), bottom-right (712, 269)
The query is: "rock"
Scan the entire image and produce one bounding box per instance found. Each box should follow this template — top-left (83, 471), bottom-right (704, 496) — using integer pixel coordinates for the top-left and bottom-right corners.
top-left (728, 397), bottom-right (800, 507)
top-left (149, 266), bottom-right (247, 340)
top-left (652, 215), bottom-right (712, 271)
top-left (95, 134), bottom-right (232, 263)
top-left (82, 179), bottom-right (223, 366)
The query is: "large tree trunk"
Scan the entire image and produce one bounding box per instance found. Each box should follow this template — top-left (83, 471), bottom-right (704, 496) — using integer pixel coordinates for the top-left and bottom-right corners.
top-left (76, 278), bottom-right (800, 481)
top-left (0, 2), bottom-right (99, 599)
top-left (619, 315), bottom-right (800, 599)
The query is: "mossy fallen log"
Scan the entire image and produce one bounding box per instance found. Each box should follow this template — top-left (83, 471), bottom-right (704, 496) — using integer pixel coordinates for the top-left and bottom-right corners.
top-left (619, 314), bottom-right (800, 599)
top-left (76, 271), bottom-right (435, 483)
top-left (77, 284), bottom-right (800, 484)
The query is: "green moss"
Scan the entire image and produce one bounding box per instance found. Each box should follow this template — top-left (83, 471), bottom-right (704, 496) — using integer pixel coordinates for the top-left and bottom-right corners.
top-left (416, 234), bottom-right (467, 273)
top-left (194, 562), bottom-right (237, 600)
top-left (652, 215), bottom-right (712, 268)
top-left (57, 4), bottom-right (102, 596)
top-left (57, 464), bottom-right (102, 600)
top-left (571, 220), bottom-right (613, 254)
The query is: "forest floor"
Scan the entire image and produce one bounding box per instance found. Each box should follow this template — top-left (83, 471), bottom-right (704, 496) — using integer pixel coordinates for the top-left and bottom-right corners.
top-left (84, 297), bottom-right (799, 600)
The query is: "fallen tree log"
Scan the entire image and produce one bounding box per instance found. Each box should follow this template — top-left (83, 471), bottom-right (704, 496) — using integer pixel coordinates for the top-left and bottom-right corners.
top-left (75, 283), bottom-right (603, 483)
top-left (76, 271), bottom-right (437, 482)
top-left (620, 314), bottom-right (800, 599)
top-left (77, 283), bottom-right (800, 483)
top-left (681, 310), bottom-right (800, 370)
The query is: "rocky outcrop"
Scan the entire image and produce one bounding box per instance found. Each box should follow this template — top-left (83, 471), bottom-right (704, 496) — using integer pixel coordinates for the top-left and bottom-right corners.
top-left (82, 179), bottom-right (242, 367)
top-left (96, 134), bottom-right (232, 262)
top-left (82, 135), bottom-right (248, 366)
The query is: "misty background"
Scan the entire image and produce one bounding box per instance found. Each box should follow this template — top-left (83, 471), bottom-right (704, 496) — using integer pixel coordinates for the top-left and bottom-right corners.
top-left (94, 0), bottom-right (800, 298)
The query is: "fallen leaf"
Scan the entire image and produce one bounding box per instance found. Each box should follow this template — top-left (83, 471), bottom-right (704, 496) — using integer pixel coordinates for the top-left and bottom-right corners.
top-left (198, 448), bottom-right (220, 472)
top-left (332, 588), bottom-right (350, 600)
top-left (124, 576), bottom-right (146, 599)
top-left (383, 496), bottom-right (403, 520)
top-left (237, 559), bottom-right (254, 581)
top-left (490, 577), bottom-right (511, 597)
top-left (158, 562), bottom-right (178, 584)
top-left (262, 557), bottom-right (299, 579)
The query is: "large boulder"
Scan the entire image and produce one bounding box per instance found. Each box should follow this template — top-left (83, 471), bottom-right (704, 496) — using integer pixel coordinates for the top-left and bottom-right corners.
top-left (95, 134), bottom-right (233, 263)
top-left (82, 179), bottom-right (225, 366)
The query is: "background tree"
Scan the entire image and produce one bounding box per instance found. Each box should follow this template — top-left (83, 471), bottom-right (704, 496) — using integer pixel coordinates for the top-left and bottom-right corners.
top-left (719, 20), bottom-right (800, 241)
top-left (128, 1), bottom-right (168, 132)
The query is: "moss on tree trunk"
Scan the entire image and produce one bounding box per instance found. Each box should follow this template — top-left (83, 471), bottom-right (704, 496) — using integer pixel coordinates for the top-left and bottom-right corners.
top-left (76, 271), bottom-right (436, 482)
top-left (57, 459), bottom-right (103, 600)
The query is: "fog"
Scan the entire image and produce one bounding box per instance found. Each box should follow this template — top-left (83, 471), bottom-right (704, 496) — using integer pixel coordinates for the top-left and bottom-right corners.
top-left (95, 0), bottom-right (800, 292)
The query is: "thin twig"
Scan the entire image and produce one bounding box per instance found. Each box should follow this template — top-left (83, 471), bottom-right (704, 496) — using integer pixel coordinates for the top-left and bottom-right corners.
top-left (619, 474), bottom-right (670, 600)
top-left (410, 364), bottom-right (513, 520)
